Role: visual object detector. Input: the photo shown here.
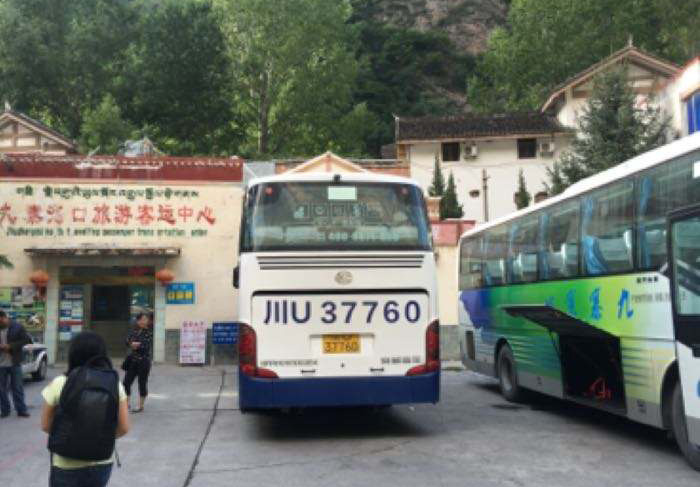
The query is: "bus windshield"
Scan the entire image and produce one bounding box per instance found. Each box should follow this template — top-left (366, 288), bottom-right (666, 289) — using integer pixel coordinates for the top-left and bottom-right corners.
top-left (240, 181), bottom-right (432, 252)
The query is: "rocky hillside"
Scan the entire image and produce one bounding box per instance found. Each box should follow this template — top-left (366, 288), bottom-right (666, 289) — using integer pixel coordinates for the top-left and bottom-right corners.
top-left (369, 0), bottom-right (508, 54)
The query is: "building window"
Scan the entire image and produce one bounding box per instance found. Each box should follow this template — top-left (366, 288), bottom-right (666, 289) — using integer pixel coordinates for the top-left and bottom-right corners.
top-left (687, 91), bottom-right (700, 135)
top-left (517, 138), bottom-right (537, 159)
top-left (441, 142), bottom-right (460, 162)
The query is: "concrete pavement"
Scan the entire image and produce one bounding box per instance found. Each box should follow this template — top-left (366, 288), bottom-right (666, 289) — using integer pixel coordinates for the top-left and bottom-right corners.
top-left (1, 365), bottom-right (698, 486)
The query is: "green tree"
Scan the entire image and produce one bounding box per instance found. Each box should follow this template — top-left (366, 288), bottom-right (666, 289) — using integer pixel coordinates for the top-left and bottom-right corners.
top-left (547, 68), bottom-right (669, 194)
top-left (79, 94), bottom-right (135, 154)
top-left (546, 163), bottom-right (567, 197)
top-left (0, 255), bottom-right (11, 269)
top-left (514, 169), bottom-right (531, 209)
top-left (349, 4), bottom-right (475, 155)
top-left (428, 154), bottom-right (445, 197)
top-left (119, 0), bottom-right (236, 156)
top-left (218, 0), bottom-right (369, 157)
top-left (440, 172), bottom-right (464, 220)
top-left (468, 0), bottom-right (687, 112)
top-left (0, 0), bottom-right (135, 137)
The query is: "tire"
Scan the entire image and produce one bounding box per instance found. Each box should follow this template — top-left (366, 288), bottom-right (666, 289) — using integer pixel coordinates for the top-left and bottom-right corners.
top-left (671, 381), bottom-right (700, 471)
top-left (32, 358), bottom-right (47, 381)
top-left (497, 345), bottom-right (523, 403)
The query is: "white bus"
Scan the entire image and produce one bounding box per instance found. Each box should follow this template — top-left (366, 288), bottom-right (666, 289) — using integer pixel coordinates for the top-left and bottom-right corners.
top-left (457, 132), bottom-right (700, 469)
top-left (235, 172), bottom-right (439, 410)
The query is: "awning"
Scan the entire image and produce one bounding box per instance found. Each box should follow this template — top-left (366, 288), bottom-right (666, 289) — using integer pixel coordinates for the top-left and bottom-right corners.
top-left (502, 305), bottom-right (615, 339)
top-left (24, 246), bottom-right (181, 257)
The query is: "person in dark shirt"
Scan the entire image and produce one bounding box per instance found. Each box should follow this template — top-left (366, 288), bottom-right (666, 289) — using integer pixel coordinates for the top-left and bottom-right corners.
top-left (123, 313), bottom-right (153, 413)
top-left (0, 310), bottom-right (32, 418)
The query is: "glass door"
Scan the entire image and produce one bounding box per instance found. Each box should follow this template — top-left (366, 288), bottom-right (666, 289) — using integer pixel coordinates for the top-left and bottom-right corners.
top-left (669, 207), bottom-right (700, 457)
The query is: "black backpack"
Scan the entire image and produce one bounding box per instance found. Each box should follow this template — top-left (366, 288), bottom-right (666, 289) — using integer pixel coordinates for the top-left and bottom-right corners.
top-left (48, 356), bottom-right (120, 461)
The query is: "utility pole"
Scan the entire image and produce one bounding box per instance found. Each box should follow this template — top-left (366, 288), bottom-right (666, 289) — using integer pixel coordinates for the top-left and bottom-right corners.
top-left (482, 169), bottom-right (489, 222)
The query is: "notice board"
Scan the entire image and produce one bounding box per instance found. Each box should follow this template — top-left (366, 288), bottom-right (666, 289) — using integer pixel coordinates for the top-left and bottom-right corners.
top-left (179, 321), bottom-right (206, 364)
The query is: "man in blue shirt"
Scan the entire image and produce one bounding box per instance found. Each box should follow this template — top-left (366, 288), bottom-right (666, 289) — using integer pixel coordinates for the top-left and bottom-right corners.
top-left (0, 310), bottom-right (32, 418)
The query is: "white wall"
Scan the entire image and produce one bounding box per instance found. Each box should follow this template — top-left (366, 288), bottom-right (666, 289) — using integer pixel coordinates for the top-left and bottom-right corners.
top-left (556, 64), bottom-right (671, 131)
top-left (664, 59), bottom-right (700, 136)
top-left (409, 135), bottom-right (571, 223)
top-left (0, 179), bottom-right (243, 362)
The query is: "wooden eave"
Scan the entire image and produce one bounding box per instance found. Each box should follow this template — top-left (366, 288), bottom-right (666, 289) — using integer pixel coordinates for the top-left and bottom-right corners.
top-left (541, 47), bottom-right (681, 113)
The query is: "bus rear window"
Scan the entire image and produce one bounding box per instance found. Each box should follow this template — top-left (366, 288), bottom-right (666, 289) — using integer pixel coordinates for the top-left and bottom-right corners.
top-left (240, 182), bottom-right (432, 252)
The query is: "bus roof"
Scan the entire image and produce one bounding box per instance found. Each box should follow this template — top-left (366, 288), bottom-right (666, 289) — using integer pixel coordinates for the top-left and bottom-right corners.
top-left (247, 171), bottom-right (421, 188)
top-left (459, 131), bottom-right (700, 243)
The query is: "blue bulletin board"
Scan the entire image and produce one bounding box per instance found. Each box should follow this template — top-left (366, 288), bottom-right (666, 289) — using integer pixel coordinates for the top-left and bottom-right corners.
top-left (212, 322), bottom-right (238, 345)
top-left (166, 282), bottom-right (195, 305)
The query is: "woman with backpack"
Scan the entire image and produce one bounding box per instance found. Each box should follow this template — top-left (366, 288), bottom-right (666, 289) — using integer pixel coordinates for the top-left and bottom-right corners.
top-left (123, 312), bottom-right (153, 413)
top-left (41, 331), bottom-right (130, 487)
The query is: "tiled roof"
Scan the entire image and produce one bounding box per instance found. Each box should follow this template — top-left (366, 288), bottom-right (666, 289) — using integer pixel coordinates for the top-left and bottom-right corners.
top-left (541, 45), bottom-right (681, 112)
top-left (0, 154), bottom-right (244, 182)
top-left (1, 109), bottom-right (76, 149)
top-left (396, 112), bottom-right (570, 142)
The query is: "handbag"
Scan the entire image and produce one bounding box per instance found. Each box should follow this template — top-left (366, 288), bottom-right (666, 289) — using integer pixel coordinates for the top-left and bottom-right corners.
top-left (121, 354), bottom-right (133, 371)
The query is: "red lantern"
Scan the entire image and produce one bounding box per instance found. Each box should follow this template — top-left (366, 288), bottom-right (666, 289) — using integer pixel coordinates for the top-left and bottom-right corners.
top-left (155, 268), bottom-right (175, 285)
top-left (29, 270), bottom-right (49, 287)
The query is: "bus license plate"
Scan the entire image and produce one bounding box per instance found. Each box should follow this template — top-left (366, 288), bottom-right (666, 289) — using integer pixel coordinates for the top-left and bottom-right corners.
top-left (322, 334), bottom-right (360, 354)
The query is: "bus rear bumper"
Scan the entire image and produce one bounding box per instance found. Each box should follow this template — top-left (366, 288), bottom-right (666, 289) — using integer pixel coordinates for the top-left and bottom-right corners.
top-left (238, 371), bottom-right (440, 409)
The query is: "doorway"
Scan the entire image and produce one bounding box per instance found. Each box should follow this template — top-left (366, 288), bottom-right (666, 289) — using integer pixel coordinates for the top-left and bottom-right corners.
top-left (59, 266), bottom-right (155, 358)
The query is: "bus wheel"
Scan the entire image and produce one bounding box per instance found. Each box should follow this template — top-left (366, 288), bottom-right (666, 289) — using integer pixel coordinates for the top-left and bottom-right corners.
top-left (671, 381), bottom-right (700, 470)
top-left (497, 345), bottom-right (523, 403)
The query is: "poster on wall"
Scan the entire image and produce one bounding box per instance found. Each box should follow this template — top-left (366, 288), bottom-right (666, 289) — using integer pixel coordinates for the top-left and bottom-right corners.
top-left (58, 285), bottom-right (84, 341)
top-left (166, 282), bottom-right (195, 305)
top-left (179, 321), bottom-right (206, 364)
top-left (0, 286), bottom-right (46, 340)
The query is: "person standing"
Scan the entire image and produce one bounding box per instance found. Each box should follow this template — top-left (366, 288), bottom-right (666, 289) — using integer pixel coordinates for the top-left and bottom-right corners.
top-left (41, 331), bottom-right (130, 487)
top-left (123, 313), bottom-right (153, 413)
top-left (0, 310), bottom-right (31, 418)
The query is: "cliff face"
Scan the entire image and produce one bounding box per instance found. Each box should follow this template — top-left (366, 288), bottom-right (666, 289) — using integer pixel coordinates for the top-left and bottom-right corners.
top-left (370, 0), bottom-right (508, 54)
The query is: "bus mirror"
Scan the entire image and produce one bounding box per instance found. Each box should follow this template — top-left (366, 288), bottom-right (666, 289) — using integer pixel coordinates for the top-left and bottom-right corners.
top-left (233, 265), bottom-right (240, 289)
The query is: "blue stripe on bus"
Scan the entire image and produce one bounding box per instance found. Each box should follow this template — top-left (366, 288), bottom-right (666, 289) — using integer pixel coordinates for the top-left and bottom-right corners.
top-left (238, 371), bottom-right (440, 409)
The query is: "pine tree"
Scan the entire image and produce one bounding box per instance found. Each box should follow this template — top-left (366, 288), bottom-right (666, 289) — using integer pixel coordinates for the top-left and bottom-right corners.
top-left (440, 172), bottom-right (464, 219)
top-left (428, 153), bottom-right (445, 197)
top-left (514, 169), bottom-right (532, 209)
top-left (545, 162), bottom-right (567, 196)
top-left (547, 67), bottom-right (669, 194)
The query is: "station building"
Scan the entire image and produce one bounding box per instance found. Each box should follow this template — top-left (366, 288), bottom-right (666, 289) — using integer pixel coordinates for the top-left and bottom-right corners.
top-left (0, 111), bottom-right (470, 365)
top-left (0, 152), bottom-right (244, 364)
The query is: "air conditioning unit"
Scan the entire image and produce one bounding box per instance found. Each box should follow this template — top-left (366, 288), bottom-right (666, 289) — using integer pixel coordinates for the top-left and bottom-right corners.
top-left (463, 143), bottom-right (478, 159)
top-left (539, 141), bottom-right (555, 156)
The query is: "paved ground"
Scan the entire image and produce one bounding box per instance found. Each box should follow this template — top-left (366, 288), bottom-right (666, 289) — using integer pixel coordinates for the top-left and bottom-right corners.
top-left (1, 365), bottom-right (698, 486)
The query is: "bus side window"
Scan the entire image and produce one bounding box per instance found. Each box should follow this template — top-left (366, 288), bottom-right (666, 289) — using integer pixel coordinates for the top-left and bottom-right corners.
top-left (459, 237), bottom-right (484, 290)
top-left (638, 154), bottom-right (695, 270)
top-left (541, 200), bottom-right (580, 279)
top-left (582, 182), bottom-right (635, 275)
top-left (508, 215), bottom-right (539, 284)
top-left (483, 225), bottom-right (508, 286)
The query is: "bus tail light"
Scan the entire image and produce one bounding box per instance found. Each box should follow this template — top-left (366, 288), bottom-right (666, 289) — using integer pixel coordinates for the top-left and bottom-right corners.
top-left (239, 324), bottom-right (278, 379)
top-left (406, 320), bottom-right (440, 376)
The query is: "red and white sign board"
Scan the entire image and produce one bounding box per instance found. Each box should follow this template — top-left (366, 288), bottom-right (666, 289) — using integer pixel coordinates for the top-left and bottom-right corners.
top-left (179, 321), bottom-right (206, 364)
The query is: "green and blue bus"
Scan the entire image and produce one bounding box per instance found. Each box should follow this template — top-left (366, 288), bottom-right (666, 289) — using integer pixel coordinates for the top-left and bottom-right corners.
top-left (457, 132), bottom-right (700, 469)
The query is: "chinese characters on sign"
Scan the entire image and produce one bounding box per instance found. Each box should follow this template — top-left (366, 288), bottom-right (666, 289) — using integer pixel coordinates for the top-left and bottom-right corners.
top-left (59, 286), bottom-right (84, 341)
top-left (1, 183), bottom-right (218, 239)
top-left (179, 321), bottom-right (206, 364)
top-left (212, 322), bottom-right (238, 345)
top-left (166, 282), bottom-right (195, 305)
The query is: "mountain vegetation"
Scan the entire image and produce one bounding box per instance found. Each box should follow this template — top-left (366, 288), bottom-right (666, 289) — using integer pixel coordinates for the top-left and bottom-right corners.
top-left (0, 0), bottom-right (696, 159)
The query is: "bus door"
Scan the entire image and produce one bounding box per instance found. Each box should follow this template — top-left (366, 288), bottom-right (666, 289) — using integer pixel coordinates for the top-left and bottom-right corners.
top-left (669, 205), bottom-right (700, 446)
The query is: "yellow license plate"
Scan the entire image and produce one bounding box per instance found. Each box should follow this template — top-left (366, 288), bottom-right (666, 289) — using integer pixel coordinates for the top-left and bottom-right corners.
top-left (322, 334), bottom-right (360, 354)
